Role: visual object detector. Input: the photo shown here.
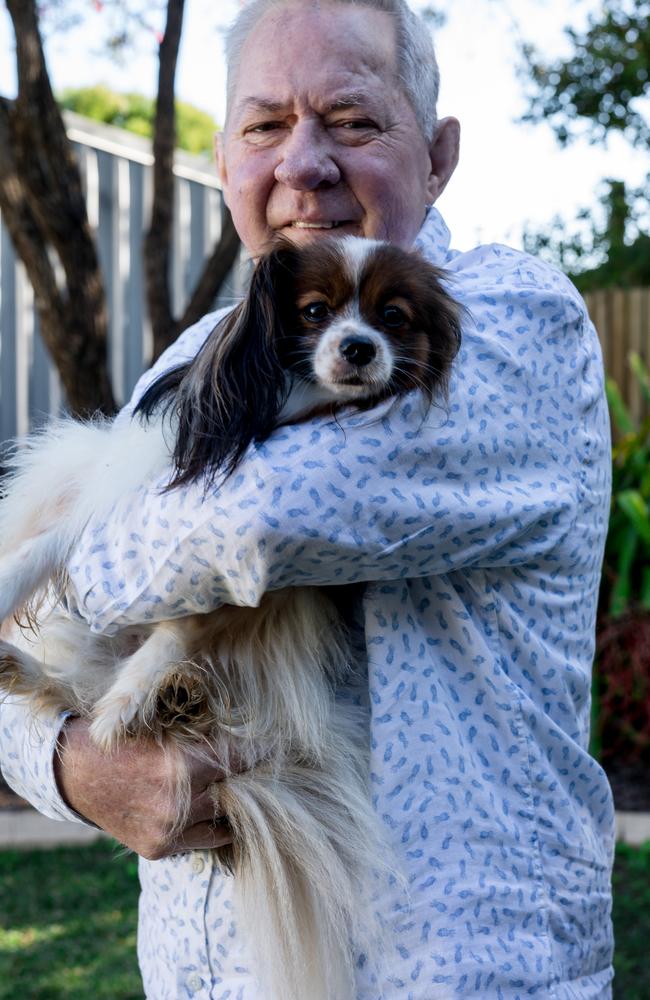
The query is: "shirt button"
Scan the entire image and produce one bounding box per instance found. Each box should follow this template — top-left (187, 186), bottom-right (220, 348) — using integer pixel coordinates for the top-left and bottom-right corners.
top-left (187, 974), bottom-right (202, 993)
top-left (191, 855), bottom-right (205, 875)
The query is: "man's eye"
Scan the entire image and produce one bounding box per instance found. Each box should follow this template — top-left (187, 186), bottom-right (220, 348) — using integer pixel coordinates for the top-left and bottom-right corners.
top-left (338, 119), bottom-right (376, 130)
top-left (381, 305), bottom-right (407, 328)
top-left (301, 302), bottom-right (330, 323)
top-left (246, 122), bottom-right (282, 134)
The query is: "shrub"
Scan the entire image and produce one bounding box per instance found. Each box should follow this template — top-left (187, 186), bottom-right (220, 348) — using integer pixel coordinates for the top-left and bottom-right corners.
top-left (595, 353), bottom-right (650, 762)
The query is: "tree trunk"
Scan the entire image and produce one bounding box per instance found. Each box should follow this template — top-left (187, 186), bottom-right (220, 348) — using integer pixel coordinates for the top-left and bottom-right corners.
top-left (145, 0), bottom-right (185, 361)
top-left (145, 0), bottom-right (241, 361)
top-left (2, 0), bottom-right (116, 417)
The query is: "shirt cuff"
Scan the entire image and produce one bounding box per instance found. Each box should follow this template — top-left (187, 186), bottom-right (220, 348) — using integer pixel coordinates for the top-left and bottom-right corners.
top-left (0, 697), bottom-right (94, 826)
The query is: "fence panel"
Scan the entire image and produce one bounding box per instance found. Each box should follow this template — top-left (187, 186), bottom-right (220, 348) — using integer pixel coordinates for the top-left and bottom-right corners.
top-left (0, 113), bottom-right (244, 447)
top-left (585, 287), bottom-right (650, 428)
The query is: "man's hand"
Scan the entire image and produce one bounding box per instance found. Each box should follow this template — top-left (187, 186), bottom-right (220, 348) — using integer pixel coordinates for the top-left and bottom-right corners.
top-left (54, 716), bottom-right (233, 860)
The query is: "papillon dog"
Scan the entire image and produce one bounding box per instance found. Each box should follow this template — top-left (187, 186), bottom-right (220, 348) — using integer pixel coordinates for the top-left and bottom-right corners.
top-left (0, 236), bottom-right (462, 1000)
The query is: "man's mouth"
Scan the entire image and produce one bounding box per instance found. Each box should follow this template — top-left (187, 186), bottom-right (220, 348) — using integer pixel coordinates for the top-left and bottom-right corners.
top-left (290, 221), bottom-right (348, 230)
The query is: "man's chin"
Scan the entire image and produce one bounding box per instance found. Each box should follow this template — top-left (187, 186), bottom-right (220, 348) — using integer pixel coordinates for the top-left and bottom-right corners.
top-left (274, 222), bottom-right (364, 245)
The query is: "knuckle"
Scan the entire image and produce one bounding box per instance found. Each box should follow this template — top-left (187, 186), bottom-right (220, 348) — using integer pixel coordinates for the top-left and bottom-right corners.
top-left (138, 841), bottom-right (167, 862)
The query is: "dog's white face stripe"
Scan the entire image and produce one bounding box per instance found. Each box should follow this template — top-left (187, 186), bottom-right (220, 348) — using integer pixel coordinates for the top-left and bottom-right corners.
top-left (311, 317), bottom-right (394, 398)
top-left (338, 236), bottom-right (382, 287)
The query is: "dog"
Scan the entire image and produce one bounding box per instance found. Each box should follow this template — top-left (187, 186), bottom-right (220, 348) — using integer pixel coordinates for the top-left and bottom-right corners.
top-left (0, 236), bottom-right (462, 1000)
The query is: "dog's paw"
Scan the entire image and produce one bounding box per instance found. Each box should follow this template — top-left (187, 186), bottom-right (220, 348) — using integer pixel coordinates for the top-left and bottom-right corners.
top-left (90, 688), bottom-right (144, 750)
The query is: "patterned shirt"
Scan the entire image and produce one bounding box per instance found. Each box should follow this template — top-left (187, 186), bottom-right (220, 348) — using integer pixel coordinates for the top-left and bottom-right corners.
top-left (0, 208), bottom-right (615, 999)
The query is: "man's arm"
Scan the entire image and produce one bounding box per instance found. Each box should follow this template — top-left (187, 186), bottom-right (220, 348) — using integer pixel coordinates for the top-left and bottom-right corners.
top-left (66, 278), bottom-right (603, 634)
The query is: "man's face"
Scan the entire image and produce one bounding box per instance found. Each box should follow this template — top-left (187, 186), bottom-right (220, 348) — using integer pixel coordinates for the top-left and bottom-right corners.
top-left (217, 3), bottom-right (458, 257)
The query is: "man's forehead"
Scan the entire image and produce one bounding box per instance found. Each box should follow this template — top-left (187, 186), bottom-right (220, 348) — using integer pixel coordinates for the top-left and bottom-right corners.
top-left (228, 4), bottom-right (399, 117)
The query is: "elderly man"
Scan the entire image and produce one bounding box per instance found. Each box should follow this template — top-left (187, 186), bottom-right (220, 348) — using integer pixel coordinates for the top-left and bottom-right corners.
top-left (0, 0), bottom-right (615, 997)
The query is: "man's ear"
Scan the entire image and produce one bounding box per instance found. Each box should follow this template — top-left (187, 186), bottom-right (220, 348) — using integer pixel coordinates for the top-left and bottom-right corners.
top-left (214, 130), bottom-right (230, 206)
top-left (426, 117), bottom-right (460, 204)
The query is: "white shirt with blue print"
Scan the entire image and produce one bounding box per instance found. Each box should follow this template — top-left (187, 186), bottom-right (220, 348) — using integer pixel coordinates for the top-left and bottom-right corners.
top-left (0, 208), bottom-right (615, 999)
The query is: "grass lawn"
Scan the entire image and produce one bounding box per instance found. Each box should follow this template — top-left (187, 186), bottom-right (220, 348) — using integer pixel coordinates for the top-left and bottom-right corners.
top-left (0, 840), bottom-right (142, 999)
top-left (0, 839), bottom-right (648, 998)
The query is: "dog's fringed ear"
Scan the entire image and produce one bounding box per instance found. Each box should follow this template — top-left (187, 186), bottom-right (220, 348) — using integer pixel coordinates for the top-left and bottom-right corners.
top-left (167, 244), bottom-right (299, 490)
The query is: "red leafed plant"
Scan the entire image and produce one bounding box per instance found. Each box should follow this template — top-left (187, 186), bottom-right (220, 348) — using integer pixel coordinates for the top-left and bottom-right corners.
top-left (596, 613), bottom-right (650, 762)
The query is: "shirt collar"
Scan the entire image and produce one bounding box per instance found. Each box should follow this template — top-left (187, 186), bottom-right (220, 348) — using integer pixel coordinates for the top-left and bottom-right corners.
top-left (413, 206), bottom-right (452, 266)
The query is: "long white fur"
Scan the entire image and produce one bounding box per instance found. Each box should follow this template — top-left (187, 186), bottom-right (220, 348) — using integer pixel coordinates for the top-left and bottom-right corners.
top-left (0, 239), bottom-right (408, 1000)
top-left (0, 417), bottom-right (390, 1000)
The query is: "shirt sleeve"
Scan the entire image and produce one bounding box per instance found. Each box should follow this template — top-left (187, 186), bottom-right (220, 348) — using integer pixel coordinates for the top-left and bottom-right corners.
top-left (67, 266), bottom-right (608, 634)
top-left (0, 697), bottom-right (87, 822)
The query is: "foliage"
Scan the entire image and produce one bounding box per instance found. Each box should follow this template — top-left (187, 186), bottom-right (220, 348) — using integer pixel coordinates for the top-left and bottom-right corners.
top-left (0, 840), bottom-right (142, 999)
top-left (59, 84), bottom-right (219, 154)
top-left (593, 356), bottom-right (650, 763)
top-left (523, 178), bottom-right (650, 292)
top-left (602, 355), bottom-right (650, 618)
top-left (612, 841), bottom-right (650, 998)
top-left (519, 2), bottom-right (650, 289)
top-left (596, 612), bottom-right (650, 761)
top-left (521, 0), bottom-right (650, 148)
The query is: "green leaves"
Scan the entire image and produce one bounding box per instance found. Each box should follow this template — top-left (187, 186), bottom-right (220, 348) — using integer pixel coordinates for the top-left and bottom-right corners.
top-left (604, 353), bottom-right (650, 616)
top-left (58, 85), bottom-right (219, 155)
top-left (520, 0), bottom-right (650, 148)
top-left (618, 489), bottom-right (650, 545)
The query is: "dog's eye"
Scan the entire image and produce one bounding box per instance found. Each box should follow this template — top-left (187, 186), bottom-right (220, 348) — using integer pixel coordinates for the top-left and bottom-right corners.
top-left (381, 305), bottom-right (407, 328)
top-left (301, 302), bottom-right (330, 323)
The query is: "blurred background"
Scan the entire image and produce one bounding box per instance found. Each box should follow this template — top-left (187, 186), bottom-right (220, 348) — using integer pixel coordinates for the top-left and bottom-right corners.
top-left (0, 1), bottom-right (648, 997)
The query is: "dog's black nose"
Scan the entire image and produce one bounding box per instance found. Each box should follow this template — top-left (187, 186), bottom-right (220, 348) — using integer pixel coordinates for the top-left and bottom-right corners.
top-left (339, 336), bottom-right (376, 367)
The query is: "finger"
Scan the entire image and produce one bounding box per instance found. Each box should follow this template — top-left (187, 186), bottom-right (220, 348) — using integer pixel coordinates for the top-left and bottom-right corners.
top-left (170, 819), bottom-right (233, 853)
top-left (188, 787), bottom-right (223, 825)
top-left (185, 757), bottom-right (229, 791)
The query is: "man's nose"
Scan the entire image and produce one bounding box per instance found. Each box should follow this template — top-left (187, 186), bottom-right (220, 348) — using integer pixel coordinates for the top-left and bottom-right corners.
top-left (274, 122), bottom-right (341, 190)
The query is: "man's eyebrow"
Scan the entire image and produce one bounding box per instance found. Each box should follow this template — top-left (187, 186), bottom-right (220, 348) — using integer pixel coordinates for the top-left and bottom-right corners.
top-left (324, 93), bottom-right (372, 112)
top-left (235, 97), bottom-right (288, 117)
top-left (234, 93), bottom-right (375, 118)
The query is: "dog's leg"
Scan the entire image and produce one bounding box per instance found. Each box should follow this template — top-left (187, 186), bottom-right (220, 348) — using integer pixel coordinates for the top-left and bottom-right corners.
top-left (89, 619), bottom-right (193, 749)
top-left (0, 638), bottom-right (79, 715)
top-left (0, 530), bottom-right (67, 625)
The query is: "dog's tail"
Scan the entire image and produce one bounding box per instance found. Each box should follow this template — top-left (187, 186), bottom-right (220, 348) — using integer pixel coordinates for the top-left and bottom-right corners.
top-left (207, 710), bottom-right (391, 1000)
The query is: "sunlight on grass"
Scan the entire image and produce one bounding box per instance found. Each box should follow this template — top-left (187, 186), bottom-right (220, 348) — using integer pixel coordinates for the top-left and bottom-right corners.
top-left (0, 922), bottom-right (67, 952)
top-left (0, 841), bottom-right (143, 1000)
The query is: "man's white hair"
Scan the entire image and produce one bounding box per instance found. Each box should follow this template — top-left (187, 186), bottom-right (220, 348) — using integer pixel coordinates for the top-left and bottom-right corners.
top-left (224, 0), bottom-right (440, 140)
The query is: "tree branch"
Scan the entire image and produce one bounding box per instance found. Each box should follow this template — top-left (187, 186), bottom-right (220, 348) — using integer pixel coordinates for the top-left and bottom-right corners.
top-left (145, 0), bottom-right (186, 360)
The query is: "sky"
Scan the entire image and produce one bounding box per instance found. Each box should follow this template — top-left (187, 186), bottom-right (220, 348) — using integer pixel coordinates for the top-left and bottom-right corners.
top-left (0, 0), bottom-right (647, 253)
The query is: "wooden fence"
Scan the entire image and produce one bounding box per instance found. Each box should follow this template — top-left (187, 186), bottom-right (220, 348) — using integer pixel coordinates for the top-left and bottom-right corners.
top-left (585, 287), bottom-right (650, 428)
